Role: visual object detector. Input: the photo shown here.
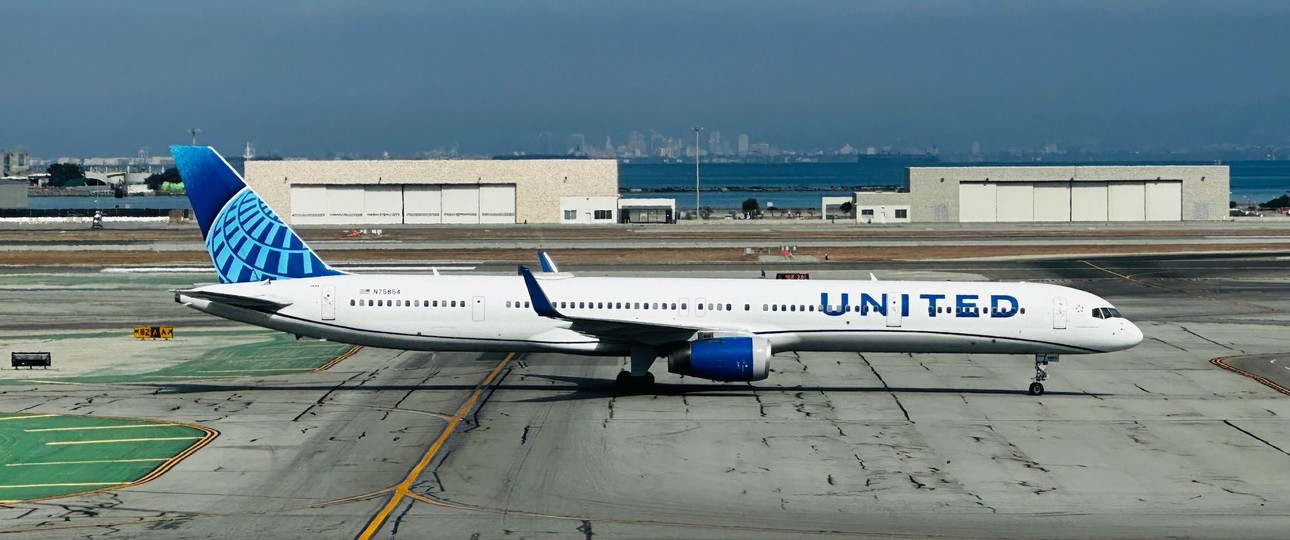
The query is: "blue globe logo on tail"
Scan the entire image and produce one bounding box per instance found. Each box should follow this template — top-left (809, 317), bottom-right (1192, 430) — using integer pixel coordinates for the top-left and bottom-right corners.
top-left (172, 145), bottom-right (341, 283)
top-left (207, 187), bottom-right (337, 283)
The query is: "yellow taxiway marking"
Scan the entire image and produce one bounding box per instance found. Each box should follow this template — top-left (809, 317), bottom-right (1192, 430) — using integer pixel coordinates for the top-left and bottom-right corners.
top-left (47, 436), bottom-right (202, 446)
top-left (0, 414), bottom-right (59, 421)
top-left (317, 345), bottom-right (363, 371)
top-left (357, 353), bottom-right (513, 540)
top-left (195, 368), bottom-right (315, 373)
top-left (0, 482), bottom-right (127, 489)
top-left (1211, 356), bottom-right (1290, 397)
top-left (6, 458), bottom-right (171, 467)
top-left (25, 424), bottom-right (174, 433)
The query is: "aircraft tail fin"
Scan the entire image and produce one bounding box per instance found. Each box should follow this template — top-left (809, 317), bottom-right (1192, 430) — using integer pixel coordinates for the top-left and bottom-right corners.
top-left (171, 145), bottom-right (342, 283)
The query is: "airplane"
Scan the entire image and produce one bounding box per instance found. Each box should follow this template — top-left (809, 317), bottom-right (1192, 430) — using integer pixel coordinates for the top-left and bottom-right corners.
top-left (170, 145), bottom-right (1143, 396)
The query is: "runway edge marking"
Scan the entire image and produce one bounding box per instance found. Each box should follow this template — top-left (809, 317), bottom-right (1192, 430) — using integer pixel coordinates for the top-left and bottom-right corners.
top-left (357, 352), bottom-right (513, 540)
top-left (1210, 355), bottom-right (1290, 397)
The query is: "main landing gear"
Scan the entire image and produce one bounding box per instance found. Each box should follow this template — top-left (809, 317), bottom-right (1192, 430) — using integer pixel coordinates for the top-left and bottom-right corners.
top-left (616, 345), bottom-right (658, 392)
top-left (1029, 353), bottom-right (1059, 396)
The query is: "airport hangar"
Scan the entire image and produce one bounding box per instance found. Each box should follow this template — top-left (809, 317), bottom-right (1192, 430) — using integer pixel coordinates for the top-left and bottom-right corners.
top-left (243, 158), bottom-right (673, 226)
top-left (849, 165), bottom-right (1230, 224)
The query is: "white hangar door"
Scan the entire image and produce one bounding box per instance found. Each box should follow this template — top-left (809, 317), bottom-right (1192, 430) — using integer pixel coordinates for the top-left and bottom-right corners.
top-left (326, 186), bottom-right (365, 225)
top-left (1070, 182), bottom-right (1108, 221)
top-left (403, 186), bottom-right (443, 224)
top-left (1145, 180), bottom-right (1182, 221)
top-left (1108, 182), bottom-right (1146, 221)
top-left (362, 185), bottom-right (403, 225)
top-left (440, 186), bottom-right (481, 224)
top-left (1032, 184), bottom-right (1071, 222)
top-left (290, 185), bottom-right (327, 225)
top-left (478, 184), bottom-right (517, 224)
top-left (995, 184), bottom-right (1034, 222)
top-left (959, 182), bottom-right (997, 222)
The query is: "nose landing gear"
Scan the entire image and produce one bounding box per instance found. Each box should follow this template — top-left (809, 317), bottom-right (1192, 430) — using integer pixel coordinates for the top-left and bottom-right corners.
top-left (1029, 353), bottom-right (1058, 395)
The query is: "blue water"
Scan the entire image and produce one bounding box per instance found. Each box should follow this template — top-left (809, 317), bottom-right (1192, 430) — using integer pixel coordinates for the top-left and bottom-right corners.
top-left (620, 161), bottom-right (1290, 209)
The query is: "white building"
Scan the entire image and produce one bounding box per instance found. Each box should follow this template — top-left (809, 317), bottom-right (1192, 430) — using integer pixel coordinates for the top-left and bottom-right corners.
top-left (243, 158), bottom-right (618, 225)
top-left (854, 165), bottom-right (1229, 223)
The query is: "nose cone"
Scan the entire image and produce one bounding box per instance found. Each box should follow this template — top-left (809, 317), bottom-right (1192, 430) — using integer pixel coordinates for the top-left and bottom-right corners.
top-left (1120, 321), bottom-right (1144, 350)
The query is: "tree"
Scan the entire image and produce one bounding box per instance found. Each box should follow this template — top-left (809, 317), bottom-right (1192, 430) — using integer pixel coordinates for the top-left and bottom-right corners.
top-left (741, 197), bottom-right (760, 218)
top-left (145, 168), bottom-right (182, 191)
top-left (839, 201), bottom-right (854, 215)
top-left (700, 206), bottom-right (714, 220)
top-left (1265, 194), bottom-right (1290, 209)
top-left (45, 163), bottom-right (84, 187)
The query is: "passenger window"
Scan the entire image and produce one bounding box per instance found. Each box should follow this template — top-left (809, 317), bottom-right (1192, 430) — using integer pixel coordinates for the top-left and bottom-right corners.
top-left (772, 305), bottom-right (778, 312)
top-left (1020, 308), bottom-right (1026, 314)
top-left (790, 305), bottom-right (796, 312)
top-left (654, 303), bottom-right (660, 309)
top-left (745, 304), bottom-right (751, 311)
top-left (349, 299), bottom-right (355, 306)
top-left (726, 303), bottom-right (732, 311)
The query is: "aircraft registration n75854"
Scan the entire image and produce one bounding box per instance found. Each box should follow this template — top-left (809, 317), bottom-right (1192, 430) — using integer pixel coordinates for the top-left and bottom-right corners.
top-left (170, 146), bottom-right (1142, 396)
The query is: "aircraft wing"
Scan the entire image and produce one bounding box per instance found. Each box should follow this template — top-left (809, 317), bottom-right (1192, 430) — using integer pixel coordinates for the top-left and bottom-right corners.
top-left (174, 289), bottom-right (294, 311)
top-left (518, 266), bottom-right (709, 345)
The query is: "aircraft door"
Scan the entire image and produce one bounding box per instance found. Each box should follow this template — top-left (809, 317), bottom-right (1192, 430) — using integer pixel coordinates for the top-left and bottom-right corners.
top-left (472, 296), bottom-right (485, 322)
top-left (678, 298), bottom-right (689, 317)
top-left (886, 293), bottom-right (902, 327)
top-left (1052, 297), bottom-right (1067, 329)
top-left (321, 285), bottom-right (336, 321)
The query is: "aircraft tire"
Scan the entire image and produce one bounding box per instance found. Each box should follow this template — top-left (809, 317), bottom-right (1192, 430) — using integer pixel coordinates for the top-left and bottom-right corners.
top-left (1028, 382), bottom-right (1044, 396)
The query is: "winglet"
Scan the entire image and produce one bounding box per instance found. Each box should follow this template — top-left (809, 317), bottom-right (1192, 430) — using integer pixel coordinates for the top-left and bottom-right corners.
top-left (537, 250), bottom-right (559, 273)
top-left (519, 265), bottom-right (565, 318)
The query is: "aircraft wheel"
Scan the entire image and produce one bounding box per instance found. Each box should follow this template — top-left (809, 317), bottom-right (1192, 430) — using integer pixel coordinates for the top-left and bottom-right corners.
top-left (615, 371), bottom-right (633, 385)
top-left (1028, 382), bottom-right (1045, 396)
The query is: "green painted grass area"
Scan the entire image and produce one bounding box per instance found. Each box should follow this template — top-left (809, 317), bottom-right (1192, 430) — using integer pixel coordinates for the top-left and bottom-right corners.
top-left (0, 413), bottom-right (213, 502)
top-left (1, 331), bottom-right (354, 385)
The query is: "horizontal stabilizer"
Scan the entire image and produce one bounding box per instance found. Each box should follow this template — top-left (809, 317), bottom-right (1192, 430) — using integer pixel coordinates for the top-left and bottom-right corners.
top-left (175, 289), bottom-right (294, 311)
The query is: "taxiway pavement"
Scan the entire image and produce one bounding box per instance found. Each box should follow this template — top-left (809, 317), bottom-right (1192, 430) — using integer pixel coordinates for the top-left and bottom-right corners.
top-left (0, 254), bottom-right (1287, 539)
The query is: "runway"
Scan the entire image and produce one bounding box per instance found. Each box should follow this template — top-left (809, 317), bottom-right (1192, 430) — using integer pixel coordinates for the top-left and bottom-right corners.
top-left (0, 254), bottom-right (1288, 538)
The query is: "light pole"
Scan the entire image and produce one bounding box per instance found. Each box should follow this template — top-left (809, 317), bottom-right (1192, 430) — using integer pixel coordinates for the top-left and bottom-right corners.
top-left (693, 126), bottom-right (702, 221)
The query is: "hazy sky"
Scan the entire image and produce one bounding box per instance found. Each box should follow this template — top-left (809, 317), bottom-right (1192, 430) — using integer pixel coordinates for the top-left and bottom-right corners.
top-left (3, 0), bottom-right (1289, 157)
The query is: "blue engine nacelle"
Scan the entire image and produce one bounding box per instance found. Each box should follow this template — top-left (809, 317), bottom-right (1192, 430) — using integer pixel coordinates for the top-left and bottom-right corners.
top-left (667, 336), bottom-right (772, 382)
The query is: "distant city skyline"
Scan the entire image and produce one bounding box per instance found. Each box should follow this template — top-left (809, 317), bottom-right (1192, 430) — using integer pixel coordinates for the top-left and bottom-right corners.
top-left (4, 1), bottom-right (1290, 158)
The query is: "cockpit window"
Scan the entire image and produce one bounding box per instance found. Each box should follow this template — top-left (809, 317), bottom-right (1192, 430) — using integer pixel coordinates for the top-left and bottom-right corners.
top-left (1092, 307), bottom-right (1122, 319)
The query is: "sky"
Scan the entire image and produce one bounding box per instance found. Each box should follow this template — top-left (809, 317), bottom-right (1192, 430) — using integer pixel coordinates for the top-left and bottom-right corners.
top-left (3, 0), bottom-right (1290, 157)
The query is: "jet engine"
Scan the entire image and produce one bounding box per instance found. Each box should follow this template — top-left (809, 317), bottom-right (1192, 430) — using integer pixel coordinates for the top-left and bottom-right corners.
top-left (668, 335), bottom-right (772, 382)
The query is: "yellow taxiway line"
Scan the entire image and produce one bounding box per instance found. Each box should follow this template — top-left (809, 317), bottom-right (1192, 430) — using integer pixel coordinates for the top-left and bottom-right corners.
top-left (357, 352), bottom-right (513, 540)
top-left (47, 436), bottom-right (203, 446)
top-left (6, 458), bottom-right (171, 467)
top-left (25, 424), bottom-right (174, 432)
top-left (0, 482), bottom-right (127, 489)
top-left (1211, 356), bottom-right (1290, 396)
top-left (0, 414), bottom-right (59, 421)
top-left (316, 345), bottom-right (363, 371)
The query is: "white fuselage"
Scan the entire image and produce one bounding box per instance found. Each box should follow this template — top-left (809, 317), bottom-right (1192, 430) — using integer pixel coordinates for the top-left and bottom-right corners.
top-left (177, 274), bottom-right (1143, 357)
